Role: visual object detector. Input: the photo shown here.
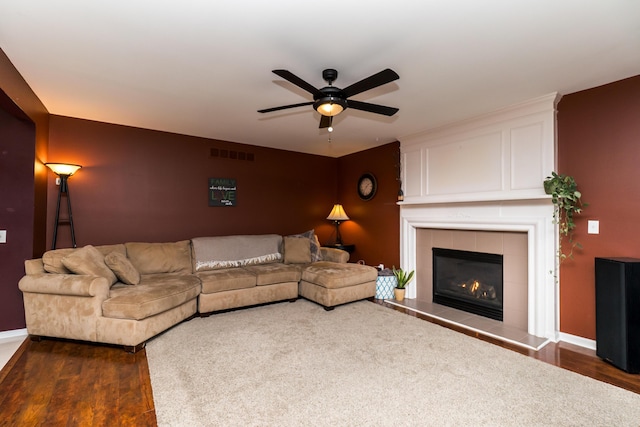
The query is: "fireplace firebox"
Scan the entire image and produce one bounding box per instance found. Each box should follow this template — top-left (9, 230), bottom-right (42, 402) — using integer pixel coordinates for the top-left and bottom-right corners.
top-left (433, 248), bottom-right (503, 321)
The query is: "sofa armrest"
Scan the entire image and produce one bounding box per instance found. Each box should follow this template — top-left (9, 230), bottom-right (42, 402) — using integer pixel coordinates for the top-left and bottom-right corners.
top-left (19, 273), bottom-right (111, 299)
top-left (19, 274), bottom-right (112, 343)
top-left (320, 247), bottom-right (349, 263)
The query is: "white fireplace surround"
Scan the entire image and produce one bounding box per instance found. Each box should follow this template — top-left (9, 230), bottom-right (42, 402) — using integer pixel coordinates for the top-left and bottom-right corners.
top-left (398, 93), bottom-right (560, 341)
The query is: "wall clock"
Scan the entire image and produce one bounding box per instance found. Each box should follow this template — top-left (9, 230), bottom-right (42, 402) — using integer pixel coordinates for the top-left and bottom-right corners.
top-left (357, 173), bottom-right (377, 201)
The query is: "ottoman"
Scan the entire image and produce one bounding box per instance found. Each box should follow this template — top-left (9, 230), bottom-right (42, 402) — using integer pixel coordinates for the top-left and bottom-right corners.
top-left (299, 261), bottom-right (378, 310)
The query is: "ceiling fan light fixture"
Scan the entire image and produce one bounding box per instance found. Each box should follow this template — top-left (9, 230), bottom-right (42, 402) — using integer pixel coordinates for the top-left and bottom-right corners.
top-left (314, 96), bottom-right (346, 117)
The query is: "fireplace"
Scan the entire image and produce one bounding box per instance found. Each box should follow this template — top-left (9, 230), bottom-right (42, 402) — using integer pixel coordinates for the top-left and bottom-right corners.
top-left (398, 93), bottom-right (560, 340)
top-left (433, 248), bottom-right (504, 321)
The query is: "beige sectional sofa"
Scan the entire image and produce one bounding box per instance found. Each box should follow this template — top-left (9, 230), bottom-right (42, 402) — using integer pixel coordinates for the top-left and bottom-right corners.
top-left (19, 232), bottom-right (377, 352)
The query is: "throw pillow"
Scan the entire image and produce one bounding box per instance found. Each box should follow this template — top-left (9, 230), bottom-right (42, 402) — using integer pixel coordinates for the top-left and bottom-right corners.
top-left (283, 236), bottom-right (312, 264)
top-left (61, 245), bottom-right (118, 285)
top-left (291, 229), bottom-right (323, 262)
top-left (312, 234), bottom-right (323, 262)
top-left (104, 251), bottom-right (141, 285)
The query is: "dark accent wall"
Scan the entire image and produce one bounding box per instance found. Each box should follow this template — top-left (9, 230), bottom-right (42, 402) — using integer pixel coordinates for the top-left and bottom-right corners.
top-left (0, 48), bottom-right (49, 331)
top-left (47, 115), bottom-right (339, 247)
top-left (336, 142), bottom-right (400, 269)
top-left (0, 95), bottom-right (35, 331)
top-left (557, 75), bottom-right (640, 340)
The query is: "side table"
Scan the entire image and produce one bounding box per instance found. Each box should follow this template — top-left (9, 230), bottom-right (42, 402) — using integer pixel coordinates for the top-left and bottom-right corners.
top-left (375, 274), bottom-right (397, 300)
top-left (324, 243), bottom-right (355, 254)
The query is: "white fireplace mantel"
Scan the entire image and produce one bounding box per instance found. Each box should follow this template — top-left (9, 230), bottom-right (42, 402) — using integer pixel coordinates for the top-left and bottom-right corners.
top-left (397, 93), bottom-right (561, 341)
top-left (399, 200), bottom-right (557, 340)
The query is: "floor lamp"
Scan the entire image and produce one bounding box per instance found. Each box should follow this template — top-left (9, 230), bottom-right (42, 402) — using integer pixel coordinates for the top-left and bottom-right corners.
top-left (326, 204), bottom-right (349, 245)
top-left (45, 163), bottom-right (82, 249)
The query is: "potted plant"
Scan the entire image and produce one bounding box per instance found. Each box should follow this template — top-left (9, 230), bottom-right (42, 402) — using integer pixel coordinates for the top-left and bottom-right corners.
top-left (543, 171), bottom-right (587, 262)
top-left (392, 266), bottom-right (415, 302)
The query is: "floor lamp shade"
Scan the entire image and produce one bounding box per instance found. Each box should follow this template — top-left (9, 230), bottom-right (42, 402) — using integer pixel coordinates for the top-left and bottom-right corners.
top-left (45, 163), bottom-right (82, 176)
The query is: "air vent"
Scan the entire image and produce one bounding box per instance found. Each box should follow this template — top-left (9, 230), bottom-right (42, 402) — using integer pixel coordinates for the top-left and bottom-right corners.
top-left (211, 148), bottom-right (254, 161)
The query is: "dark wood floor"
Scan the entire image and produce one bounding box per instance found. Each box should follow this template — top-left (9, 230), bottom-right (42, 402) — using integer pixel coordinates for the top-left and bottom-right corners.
top-left (1, 301), bottom-right (638, 426)
top-left (0, 338), bottom-right (156, 426)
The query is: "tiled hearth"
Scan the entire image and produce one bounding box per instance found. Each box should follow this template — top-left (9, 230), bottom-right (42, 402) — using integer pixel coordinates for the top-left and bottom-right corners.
top-left (386, 298), bottom-right (550, 351)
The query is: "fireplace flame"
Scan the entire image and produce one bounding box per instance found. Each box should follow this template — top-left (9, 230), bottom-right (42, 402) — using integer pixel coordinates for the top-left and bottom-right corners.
top-left (470, 280), bottom-right (480, 294)
top-left (458, 280), bottom-right (497, 300)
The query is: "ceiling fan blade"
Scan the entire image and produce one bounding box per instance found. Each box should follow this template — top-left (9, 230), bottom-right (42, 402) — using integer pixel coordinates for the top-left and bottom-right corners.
top-left (347, 100), bottom-right (399, 116)
top-left (272, 70), bottom-right (322, 97)
top-left (257, 101), bottom-right (314, 114)
top-left (319, 115), bottom-right (332, 129)
top-left (342, 68), bottom-right (399, 98)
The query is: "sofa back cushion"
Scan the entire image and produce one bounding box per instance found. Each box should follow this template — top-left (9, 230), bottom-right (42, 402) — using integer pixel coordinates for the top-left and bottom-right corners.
top-left (191, 234), bottom-right (282, 272)
top-left (42, 244), bottom-right (126, 274)
top-left (24, 259), bottom-right (46, 275)
top-left (125, 240), bottom-right (192, 275)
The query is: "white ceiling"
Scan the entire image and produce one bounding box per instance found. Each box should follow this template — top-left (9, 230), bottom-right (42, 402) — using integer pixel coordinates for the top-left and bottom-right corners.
top-left (1, 1), bottom-right (639, 157)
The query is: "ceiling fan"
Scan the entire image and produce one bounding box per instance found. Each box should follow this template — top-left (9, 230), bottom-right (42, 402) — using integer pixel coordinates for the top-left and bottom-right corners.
top-left (258, 68), bottom-right (399, 130)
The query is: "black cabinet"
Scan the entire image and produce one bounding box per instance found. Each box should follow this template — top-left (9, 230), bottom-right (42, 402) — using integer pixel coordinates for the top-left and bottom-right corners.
top-left (594, 257), bottom-right (640, 373)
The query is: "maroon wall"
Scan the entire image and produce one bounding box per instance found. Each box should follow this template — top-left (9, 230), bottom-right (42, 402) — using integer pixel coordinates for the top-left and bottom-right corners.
top-left (47, 116), bottom-right (339, 247)
top-left (557, 75), bottom-right (640, 339)
top-left (0, 48), bottom-right (49, 331)
top-left (0, 97), bottom-right (35, 331)
top-left (337, 142), bottom-right (401, 269)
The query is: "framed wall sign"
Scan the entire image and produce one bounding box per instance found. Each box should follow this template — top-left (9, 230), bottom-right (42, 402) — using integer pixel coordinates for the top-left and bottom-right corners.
top-left (209, 178), bottom-right (236, 206)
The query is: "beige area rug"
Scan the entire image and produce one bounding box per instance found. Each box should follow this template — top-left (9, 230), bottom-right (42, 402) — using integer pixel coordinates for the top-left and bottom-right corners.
top-left (147, 300), bottom-right (640, 426)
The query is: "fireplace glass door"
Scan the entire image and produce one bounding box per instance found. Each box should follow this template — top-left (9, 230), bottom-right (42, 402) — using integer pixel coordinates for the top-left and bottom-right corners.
top-left (432, 248), bottom-right (504, 321)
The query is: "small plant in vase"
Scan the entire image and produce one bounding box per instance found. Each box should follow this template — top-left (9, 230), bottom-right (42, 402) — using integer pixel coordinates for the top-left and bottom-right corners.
top-left (392, 266), bottom-right (415, 302)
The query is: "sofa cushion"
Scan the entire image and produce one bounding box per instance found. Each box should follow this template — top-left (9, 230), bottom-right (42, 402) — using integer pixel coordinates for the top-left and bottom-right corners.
top-left (289, 230), bottom-right (323, 262)
top-left (301, 261), bottom-right (378, 289)
top-left (283, 236), bottom-right (312, 264)
top-left (61, 245), bottom-right (118, 285)
top-left (243, 264), bottom-right (302, 286)
top-left (43, 244), bottom-right (126, 274)
top-left (191, 234), bottom-right (282, 272)
top-left (104, 251), bottom-right (141, 285)
top-left (196, 268), bottom-right (257, 293)
top-left (103, 273), bottom-right (201, 320)
top-left (125, 241), bottom-right (192, 275)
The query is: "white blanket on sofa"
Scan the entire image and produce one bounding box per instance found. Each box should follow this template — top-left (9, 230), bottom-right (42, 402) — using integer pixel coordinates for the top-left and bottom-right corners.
top-left (191, 234), bottom-right (282, 271)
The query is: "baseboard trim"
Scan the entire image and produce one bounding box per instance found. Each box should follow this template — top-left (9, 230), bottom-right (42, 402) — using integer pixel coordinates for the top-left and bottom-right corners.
top-left (0, 328), bottom-right (28, 343)
top-left (559, 332), bottom-right (596, 350)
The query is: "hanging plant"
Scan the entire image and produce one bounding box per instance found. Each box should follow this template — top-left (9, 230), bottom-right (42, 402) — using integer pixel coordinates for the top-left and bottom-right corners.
top-left (543, 172), bottom-right (587, 262)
